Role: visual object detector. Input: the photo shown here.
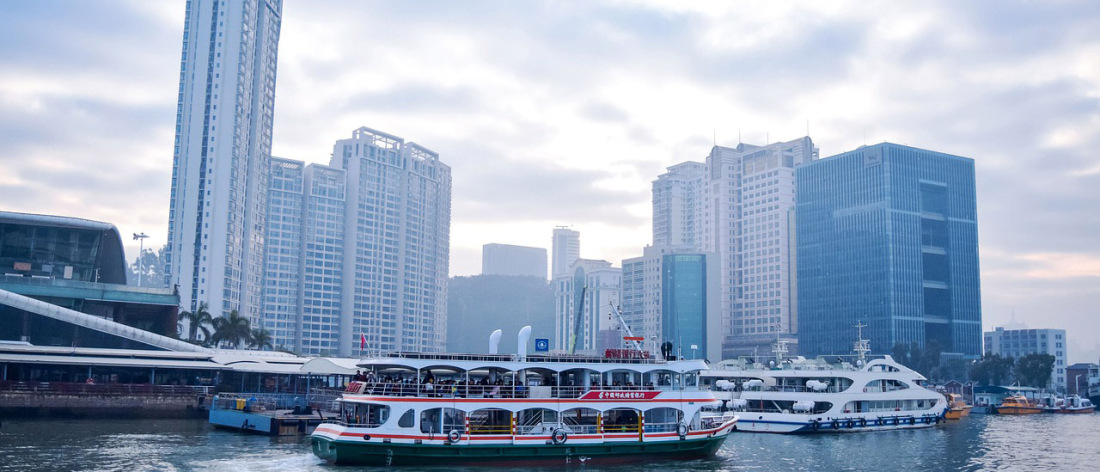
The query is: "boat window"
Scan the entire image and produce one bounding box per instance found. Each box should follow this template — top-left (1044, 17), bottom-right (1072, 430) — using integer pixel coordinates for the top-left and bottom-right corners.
top-left (515, 408), bottom-right (558, 435)
top-left (643, 408), bottom-right (682, 433)
top-left (603, 408), bottom-right (641, 433)
top-left (561, 408), bottom-right (599, 434)
top-left (398, 408), bottom-right (415, 428)
top-left (420, 407), bottom-right (466, 434)
top-left (469, 408), bottom-right (513, 435)
top-left (863, 379), bottom-right (909, 392)
top-left (340, 402), bottom-right (389, 427)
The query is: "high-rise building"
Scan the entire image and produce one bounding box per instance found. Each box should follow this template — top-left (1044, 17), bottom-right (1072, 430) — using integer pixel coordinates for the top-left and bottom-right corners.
top-left (649, 138), bottom-right (817, 358)
top-left (652, 162), bottom-right (705, 248)
top-left (984, 327), bottom-right (1068, 391)
top-left (796, 143), bottom-right (981, 359)
top-left (553, 259), bottom-right (620, 353)
top-left (482, 243), bottom-right (547, 279)
top-left (261, 127), bottom-right (450, 357)
top-left (332, 127), bottom-right (451, 355)
top-left (263, 158), bottom-right (346, 354)
top-left (165, 0), bottom-right (283, 325)
top-left (621, 246), bottom-right (720, 361)
top-left (551, 227), bottom-right (580, 278)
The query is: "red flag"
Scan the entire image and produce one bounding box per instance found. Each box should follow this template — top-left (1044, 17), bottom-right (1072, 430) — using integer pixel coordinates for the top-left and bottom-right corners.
top-left (360, 333), bottom-right (366, 350)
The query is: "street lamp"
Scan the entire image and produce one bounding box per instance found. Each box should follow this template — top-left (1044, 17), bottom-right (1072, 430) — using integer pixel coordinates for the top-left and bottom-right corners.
top-left (133, 232), bottom-right (149, 286)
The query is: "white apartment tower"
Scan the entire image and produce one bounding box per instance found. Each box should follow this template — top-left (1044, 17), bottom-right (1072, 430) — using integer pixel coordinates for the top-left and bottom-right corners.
top-left (552, 227), bottom-right (580, 278)
top-left (653, 162), bottom-right (705, 248)
top-left (262, 128), bottom-right (450, 356)
top-left (166, 0), bottom-right (283, 324)
top-left (332, 127), bottom-right (451, 356)
top-left (984, 327), bottom-right (1069, 392)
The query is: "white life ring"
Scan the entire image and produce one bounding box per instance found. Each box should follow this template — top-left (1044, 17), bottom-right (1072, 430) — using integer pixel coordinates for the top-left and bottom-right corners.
top-left (552, 428), bottom-right (568, 445)
top-left (677, 423), bottom-right (689, 439)
top-left (448, 429), bottom-right (461, 442)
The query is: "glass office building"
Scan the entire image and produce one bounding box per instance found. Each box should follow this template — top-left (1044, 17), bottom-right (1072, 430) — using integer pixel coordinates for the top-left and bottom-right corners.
top-left (795, 143), bottom-right (981, 358)
top-left (661, 254), bottom-right (711, 360)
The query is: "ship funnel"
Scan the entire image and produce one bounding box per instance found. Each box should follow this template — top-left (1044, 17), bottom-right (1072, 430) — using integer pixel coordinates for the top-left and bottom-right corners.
top-left (489, 329), bottom-right (503, 354)
top-left (517, 325), bottom-right (532, 361)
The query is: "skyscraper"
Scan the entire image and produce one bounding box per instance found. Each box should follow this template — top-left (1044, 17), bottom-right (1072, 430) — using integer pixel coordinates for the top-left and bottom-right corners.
top-left (551, 227), bottom-right (580, 278)
top-left (165, 0), bottom-right (283, 324)
top-left (332, 127), bottom-right (451, 355)
top-left (482, 243), bottom-right (548, 279)
top-left (652, 162), bottom-right (705, 248)
top-left (554, 259), bottom-right (620, 353)
top-left (261, 127), bottom-right (450, 356)
top-left (795, 143), bottom-right (981, 358)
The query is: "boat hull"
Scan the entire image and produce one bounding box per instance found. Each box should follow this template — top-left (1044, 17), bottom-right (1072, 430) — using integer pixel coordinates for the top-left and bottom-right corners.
top-left (736, 414), bottom-right (944, 434)
top-left (944, 406), bottom-right (972, 420)
top-left (311, 434), bottom-right (728, 466)
top-left (1052, 407), bottom-right (1095, 414)
top-left (993, 406), bottom-right (1043, 415)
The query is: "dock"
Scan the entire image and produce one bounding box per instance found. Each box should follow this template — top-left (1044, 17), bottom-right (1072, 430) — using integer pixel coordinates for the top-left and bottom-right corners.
top-left (208, 392), bottom-right (339, 436)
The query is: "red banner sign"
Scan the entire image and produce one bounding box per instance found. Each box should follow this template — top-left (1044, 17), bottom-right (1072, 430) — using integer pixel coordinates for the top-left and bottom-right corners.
top-left (579, 390), bottom-right (661, 401)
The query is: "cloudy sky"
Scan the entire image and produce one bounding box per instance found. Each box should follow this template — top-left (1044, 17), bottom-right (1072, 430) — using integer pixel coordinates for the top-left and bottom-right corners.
top-left (1, 1), bottom-right (1098, 362)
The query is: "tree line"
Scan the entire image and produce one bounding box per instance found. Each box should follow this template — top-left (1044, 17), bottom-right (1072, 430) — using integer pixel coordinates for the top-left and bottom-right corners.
top-left (892, 342), bottom-right (1056, 389)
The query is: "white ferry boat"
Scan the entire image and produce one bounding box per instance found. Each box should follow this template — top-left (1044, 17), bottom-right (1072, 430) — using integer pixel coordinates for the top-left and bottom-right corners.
top-left (310, 344), bottom-right (737, 465)
top-left (701, 328), bottom-right (946, 434)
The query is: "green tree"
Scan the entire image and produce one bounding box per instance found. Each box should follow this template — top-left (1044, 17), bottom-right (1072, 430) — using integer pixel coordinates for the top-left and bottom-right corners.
top-left (249, 327), bottom-right (274, 350)
top-left (178, 302), bottom-right (214, 344)
top-left (891, 343), bottom-right (911, 367)
top-left (211, 310), bottom-right (252, 349)
top-left (1014, 353), bottom-right (1055, 389)
top-left (970, 353), bottom-right (1015, 386)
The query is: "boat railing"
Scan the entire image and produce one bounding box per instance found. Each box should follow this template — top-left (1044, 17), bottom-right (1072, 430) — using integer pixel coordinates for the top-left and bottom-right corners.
top-left (366, 351), bottom-right (668, 365)
top-left (211, 392), bottom-right (312, 412)
top-left (357, 382), bottom-right (696, 400)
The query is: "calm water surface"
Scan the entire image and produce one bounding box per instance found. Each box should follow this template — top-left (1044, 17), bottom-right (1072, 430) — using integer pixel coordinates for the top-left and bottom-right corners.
top-left (1, 414), bottom-right (1097, 471)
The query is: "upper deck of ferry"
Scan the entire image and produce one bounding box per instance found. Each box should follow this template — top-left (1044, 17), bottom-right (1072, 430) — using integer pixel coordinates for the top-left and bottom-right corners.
top-left (345, 351), bottom-right (711, 401)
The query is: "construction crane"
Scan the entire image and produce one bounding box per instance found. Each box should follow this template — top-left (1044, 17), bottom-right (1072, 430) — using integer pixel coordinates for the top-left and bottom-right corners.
top-left (607, 302), bottom-right (644, 353)
top-left (567, 286), bottom-right (586, 355)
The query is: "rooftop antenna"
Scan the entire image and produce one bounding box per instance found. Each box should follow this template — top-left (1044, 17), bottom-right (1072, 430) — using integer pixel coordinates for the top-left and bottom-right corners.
top-left (738, 128), bottom-right (742, 145)
top-left (806, 119), bottom-right (810, 137)
top-left (713, 128), bottom-right (716, 146)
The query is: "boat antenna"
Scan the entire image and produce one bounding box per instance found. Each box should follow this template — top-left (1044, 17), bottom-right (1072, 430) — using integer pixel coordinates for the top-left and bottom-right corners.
top-left (853, 321), bottom-right (870, 366)
top-left (772, 322), bottom-right (787, 366)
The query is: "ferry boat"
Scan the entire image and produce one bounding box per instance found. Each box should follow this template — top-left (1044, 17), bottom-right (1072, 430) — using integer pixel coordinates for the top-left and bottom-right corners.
top-left (309, 344), bottom-right (737, 465)
top-left (701, 325), bottom-right (947, 434)
top-left (993, 395), bottom-right (1043, 415)
top-left (944, 393), bottom-right (973, 420)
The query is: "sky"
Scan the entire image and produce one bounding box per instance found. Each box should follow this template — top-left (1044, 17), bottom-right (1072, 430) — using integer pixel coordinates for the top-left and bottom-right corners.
top-left (0, 1), bottom-right (1098, 362)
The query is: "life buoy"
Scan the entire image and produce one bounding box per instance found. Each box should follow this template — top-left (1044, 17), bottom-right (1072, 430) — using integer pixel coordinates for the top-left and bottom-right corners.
top-left (859, 418), bottom-right (867, 427)
top-left (447, 429), bottom-right (461, 442)
top-left (846, 419), bottom-right (854, 429)
top-left (552, 429), bottom-right (568, 445)
top-left (831, 420), bottom-right (839, 430)
top-left (677, 423), bottom-right (689, 439)
top-left (811, 420), bottom-right (820, 431)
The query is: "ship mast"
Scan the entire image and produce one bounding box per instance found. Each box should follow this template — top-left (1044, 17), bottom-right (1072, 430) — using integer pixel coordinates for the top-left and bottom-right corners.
top-left (852, 321), bottom-right (871, 366)
top-left (771, 322), bottom-right (787, 367)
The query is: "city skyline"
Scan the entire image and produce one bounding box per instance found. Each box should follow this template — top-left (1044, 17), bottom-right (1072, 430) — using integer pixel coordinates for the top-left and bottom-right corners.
top-left (1, 1), bottom-right (1098, 361)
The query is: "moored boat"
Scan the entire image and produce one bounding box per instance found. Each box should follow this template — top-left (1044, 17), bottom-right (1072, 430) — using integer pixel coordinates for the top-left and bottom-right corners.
top-left (702, 325), bottom-right (947, 434)
top-left (993, 395), bottom-right (1043, 415)
top-left (1052, 395), bottom-right (1095, 414)
top-left (309, 349), bottom-right (737, 466)
top-left (944, 393), bottom-right (973, 420)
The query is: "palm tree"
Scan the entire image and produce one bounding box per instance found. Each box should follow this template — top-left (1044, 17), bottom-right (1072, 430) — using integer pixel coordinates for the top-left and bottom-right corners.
top-left (211, 310), bottom-right (252, 349)
top-left (249, 327), bottom-right (274, 350)
top-left (179, 302), bottom-right (214, 344)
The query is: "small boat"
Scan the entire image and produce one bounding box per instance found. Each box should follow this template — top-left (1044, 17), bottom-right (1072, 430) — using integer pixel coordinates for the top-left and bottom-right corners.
top-left (993, 395), bottom-right (1043, 415)
top-left (309, 343), bottom-right (737, 466)
top-left (944, 393), bottom-right (972, 420)
top-left (1052, 395), bottom-right (1095, 414)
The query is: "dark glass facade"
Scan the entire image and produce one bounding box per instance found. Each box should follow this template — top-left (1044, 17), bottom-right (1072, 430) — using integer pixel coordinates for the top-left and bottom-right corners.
top-left (795, 143), bottom-right (981, 358)
top-left (661, 254), bottom-right (708, 359)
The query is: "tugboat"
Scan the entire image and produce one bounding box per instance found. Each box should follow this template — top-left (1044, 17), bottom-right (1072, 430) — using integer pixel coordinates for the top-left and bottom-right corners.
top-left (944, 393), bottom-right (973, 420)
top-left (993, 395), bottom-right (1043, 415)
top-left (310, 328), bottom-right (737, 466)
top-left (702, 323), bottom-right (947, 433)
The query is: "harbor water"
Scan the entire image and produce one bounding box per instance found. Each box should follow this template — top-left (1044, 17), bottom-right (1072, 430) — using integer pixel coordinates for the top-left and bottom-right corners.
top-left (0, 414), bottom-right (1097, 471)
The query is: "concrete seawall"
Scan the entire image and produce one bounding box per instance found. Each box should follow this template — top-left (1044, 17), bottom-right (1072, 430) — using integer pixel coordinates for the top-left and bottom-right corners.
top-left (0, 384), bottom-right (209, 418)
